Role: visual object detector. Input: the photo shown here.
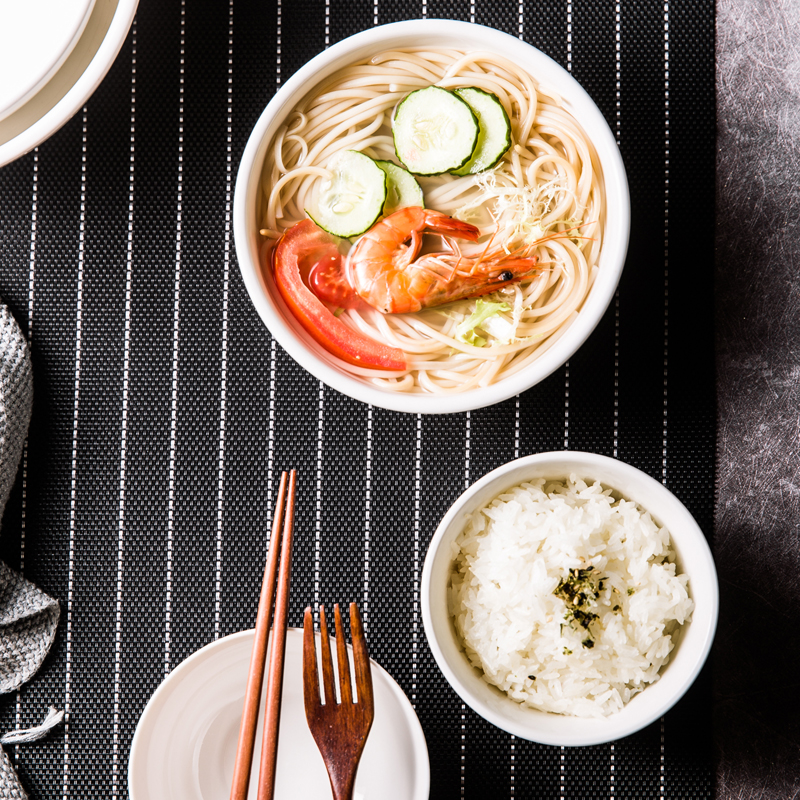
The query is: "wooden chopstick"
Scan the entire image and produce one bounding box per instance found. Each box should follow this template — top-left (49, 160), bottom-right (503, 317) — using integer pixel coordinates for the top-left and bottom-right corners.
top-left (256, 468), bottom-right (297, 800)
top-left (229, 469), bottom-right (297, 800)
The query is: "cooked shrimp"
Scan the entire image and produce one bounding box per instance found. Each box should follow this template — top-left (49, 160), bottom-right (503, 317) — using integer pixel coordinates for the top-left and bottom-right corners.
top-left (345, 207), bottom-right (540, 314)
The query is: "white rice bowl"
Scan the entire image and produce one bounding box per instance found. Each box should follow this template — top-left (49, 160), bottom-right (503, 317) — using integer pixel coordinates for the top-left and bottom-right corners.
top-left (449, 475), bottom-right (693, 718)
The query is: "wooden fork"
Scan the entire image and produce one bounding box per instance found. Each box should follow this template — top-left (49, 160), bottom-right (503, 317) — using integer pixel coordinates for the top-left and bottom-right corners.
top-left (303, 603), bottom-right (375, 800)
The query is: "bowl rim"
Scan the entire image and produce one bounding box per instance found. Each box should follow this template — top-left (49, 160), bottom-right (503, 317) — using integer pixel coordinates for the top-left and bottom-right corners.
top-left (420, 451), bottom-right (719, 746)
top-left (233, 19), bottom-right (630, 414)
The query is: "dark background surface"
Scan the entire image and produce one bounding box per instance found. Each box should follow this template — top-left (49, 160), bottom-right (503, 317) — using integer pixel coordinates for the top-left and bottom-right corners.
top-left (0, 0), bottom-right (725, 797)
top-left (715, 1), bottom-right (800, 798)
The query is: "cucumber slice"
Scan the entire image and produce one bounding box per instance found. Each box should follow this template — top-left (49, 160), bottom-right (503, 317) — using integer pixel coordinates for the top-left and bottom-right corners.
top-left (307, 150), bottom-right (387, 238)
top-left (451, 87), bottom-right (512, 176)
top-left (375, 160), bottom-right (425, 215)
top-left (393, 85), bottom-right (479, 176)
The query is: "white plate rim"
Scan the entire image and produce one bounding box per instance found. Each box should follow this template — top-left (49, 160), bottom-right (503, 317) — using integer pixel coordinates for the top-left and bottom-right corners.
top-left (0, 0), bottom-right (138, 168)
top-left (128, 627), bottom-right (431, 799)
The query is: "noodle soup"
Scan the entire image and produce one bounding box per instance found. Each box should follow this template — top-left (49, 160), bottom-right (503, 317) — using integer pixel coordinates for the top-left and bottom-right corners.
top-left (235, 21), bottom-right (628, 413)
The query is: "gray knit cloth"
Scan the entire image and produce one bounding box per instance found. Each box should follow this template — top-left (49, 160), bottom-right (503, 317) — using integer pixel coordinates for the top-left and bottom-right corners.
top-left (0, 304), bottom-right (60, 799)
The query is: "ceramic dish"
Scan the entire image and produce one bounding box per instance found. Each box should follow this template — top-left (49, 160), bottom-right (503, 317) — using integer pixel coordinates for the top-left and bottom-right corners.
top-left (233, 19), bottom-right (630, 414)
top-left (0, 0), bottom-right (96, 123)
top-left (0, 0), bottom-right (138, 168)
top-left (128, 628), bottom-right (430, 799)
top-left (420, 452), bottom-right (718, 746)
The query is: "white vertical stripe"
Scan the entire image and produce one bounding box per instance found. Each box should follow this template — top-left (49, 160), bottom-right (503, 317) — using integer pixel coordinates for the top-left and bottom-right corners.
top-left (25, 151), bottom-right (38, 344)
top-left (615, 2), bottom-right (622, 143)
top-left (62, 106), bottom-right (89, 800)
top-left (165, 0), bottom-right (187, 676)
top-left (470, 2), bottom-right (475, 24)
top-left (510, 730), bottom-right (516, 797)
top-left (15, 146), bottom-right (38, 755)
top-left (21, 148), bottom-right (38, 576)
top-left (518, 1), bottom-right (524, 39)
top-left (564, 360), bottom-right (570, 449)
top-left (412, 413), bottom-right (421, 709)
top-left (660, 719), bottom-right (666, 798)
top-left (276, 0), bottom-right (282, 87)
top-left (314, 382), bottom-right (325, 624)
top-left (214, 0), bottom-right (234, 641)
top-left (267, 338), bottom-right (276, 528)
top-left (324, 0), bottom-right (330, 47)
top-left (374, 0), bottom-right (379, 27)
top-left (364, 406), bottom-right (373, 629)
top-left (610, 742), bottom-right (616, 798)
top-left (567, 2), bottom-right (573, 70)
top-left (111, 22), bottom-right (137, 795)
top-left (464, 412), bottom-right (471, 490)
top-left (460, 701), bottom-right (466, 797)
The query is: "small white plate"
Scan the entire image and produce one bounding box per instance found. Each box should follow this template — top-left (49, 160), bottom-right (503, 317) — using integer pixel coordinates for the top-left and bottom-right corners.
top-left (128, 628), bottom-right (430, 800)
top-left (0, 0), bottom-right (97, 122)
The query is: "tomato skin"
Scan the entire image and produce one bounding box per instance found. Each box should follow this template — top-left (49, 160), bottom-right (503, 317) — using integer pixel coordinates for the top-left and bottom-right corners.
top-left (272, 220), bottom-right (407, 371)
top-left (308, 253), bottom-right (365, 310)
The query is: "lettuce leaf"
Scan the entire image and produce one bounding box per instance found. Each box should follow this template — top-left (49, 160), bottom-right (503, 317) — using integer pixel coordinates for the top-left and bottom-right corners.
top-left (455, 300), bottom-right (511, 347)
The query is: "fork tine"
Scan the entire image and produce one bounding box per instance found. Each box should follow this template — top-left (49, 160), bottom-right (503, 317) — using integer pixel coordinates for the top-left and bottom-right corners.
top-left (302, 607), bottom-right (320, 712)
top-left (349, 603), bottom-right (374, 713)
top-left (333, 604), bottom-right (353, 705)
top-left (319, 605), bottom-right (337, 706)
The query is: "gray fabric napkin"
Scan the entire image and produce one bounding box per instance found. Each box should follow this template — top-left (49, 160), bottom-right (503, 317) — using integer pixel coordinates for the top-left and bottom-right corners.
top-left (0, 303), bottom-right (62, 798)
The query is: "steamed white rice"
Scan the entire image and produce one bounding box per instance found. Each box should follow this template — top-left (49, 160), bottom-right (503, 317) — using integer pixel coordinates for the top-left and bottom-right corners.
top-left (449, 475), bottom-right (693, 718)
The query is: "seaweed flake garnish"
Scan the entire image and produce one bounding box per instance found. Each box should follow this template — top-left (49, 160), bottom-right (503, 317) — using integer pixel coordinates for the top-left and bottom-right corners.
top-left (582, 638), bottom-right (595, 649)
top-left (564, 607), bottom-right (599, 631)
top-left (554, 567), bottom-right (605, 647)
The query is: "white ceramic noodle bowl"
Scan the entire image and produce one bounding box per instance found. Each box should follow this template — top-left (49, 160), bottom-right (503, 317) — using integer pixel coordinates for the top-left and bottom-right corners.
top-left (234, 20), bottom-right (630, 414)
top-left (421, 452), bottom-right (719, 746)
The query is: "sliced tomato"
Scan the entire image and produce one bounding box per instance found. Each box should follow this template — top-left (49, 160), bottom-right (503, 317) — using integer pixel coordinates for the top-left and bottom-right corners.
top-left (308, 251), bottom-right (365, 310)
top-left (285, 220), bottom-right (364, 310)
top-left (272, 219), bottom-right (407, 371)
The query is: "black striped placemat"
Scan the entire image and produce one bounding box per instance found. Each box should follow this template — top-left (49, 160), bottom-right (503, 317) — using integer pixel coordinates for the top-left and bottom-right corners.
top-left (0, 1), bottom-right (714, 797)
